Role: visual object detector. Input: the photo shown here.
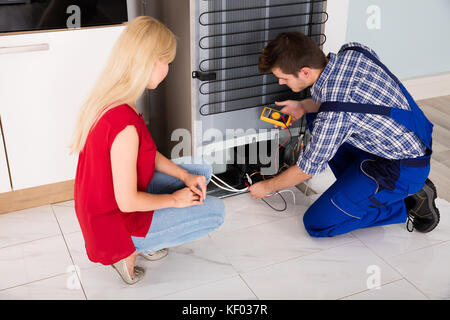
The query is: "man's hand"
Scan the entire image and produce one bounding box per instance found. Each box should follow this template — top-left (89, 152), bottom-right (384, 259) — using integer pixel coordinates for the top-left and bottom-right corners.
top-left (181, 173), bottom-right (207, 201)
top-left (249, 166), bottom-right (312, 201)
top-left (274, 100), bottom-right (306, 128)
top-left (248, 180), bottom-right (272, 200)
top-left (273, 99), bottom-right (320, 129)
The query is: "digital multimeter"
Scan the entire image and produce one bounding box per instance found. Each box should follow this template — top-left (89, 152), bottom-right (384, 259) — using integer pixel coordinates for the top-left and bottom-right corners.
top-left (260, 106), bottom-right (292, 127)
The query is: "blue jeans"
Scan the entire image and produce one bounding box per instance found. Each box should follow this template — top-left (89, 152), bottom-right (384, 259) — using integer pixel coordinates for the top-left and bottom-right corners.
top-left (131, 157), bottom-right (225, 254)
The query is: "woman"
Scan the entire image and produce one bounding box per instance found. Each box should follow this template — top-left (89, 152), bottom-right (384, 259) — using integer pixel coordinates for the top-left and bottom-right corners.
top-left (69, 16), bottom-right (225, 285)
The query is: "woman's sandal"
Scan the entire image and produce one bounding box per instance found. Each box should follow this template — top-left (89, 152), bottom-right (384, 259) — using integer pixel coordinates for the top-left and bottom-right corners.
top-left (138, 248), bottom-right (169, 261)
top-left (111, 258), bottom-right (145, 285)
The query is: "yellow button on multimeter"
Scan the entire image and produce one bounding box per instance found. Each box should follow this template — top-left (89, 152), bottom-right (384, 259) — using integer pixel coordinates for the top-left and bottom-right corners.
top-left (260, 106), bottom-right (291, 127)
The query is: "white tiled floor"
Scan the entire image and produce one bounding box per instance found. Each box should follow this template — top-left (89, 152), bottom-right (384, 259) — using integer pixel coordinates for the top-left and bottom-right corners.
top-left (0, 169), bottom-right (449, 300)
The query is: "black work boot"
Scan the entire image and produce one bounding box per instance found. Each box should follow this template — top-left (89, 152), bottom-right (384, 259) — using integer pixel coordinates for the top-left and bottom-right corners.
top-left (404, 179), bottom-right (440, 233)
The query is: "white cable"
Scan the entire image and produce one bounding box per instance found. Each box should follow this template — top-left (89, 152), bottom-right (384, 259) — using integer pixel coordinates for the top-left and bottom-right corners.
top-left (211, 174), bottom-right (248, 192)
top-left (210, 179), bottom-right (246, 193)
top-left (210, 175), bottom-right (248, 193)
top-left (304, 179), bottom-right (312, 205)
top-left (277, 189), bottom-right (296, 205)
top-left (210, 174), bottom-right (295, 207)
top-left (210, 179), bottom-right (246, 194)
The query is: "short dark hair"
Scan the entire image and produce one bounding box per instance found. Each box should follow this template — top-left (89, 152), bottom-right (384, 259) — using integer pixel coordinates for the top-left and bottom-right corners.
top-left (258, 31), bottom-right (327, 76)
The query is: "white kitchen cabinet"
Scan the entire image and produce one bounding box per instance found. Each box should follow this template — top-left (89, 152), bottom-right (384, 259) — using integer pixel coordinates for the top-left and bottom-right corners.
top-left (0, 119), bottom-right (11, 193)
top-left (0, 26), bottom-right (125, 191)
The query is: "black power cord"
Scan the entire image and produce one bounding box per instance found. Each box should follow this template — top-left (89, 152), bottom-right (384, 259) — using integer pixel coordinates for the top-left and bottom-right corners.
top-left (261, 192), bottom-right (288, 212)
top-left (237, 116), bottom-right (299, 213)
top-left (244, 171), bottom-right (288, 213)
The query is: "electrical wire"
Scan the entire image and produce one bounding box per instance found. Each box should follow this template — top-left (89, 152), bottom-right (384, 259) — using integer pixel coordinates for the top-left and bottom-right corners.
top-left (210, 178), bottom-right (247, 193)
top-left (208, 116), bottom-right (301, 213)
top-left (261, 192), bottom-right (287, 212)
top-left (211, 174), bottom-right (248, 192)
top-left (277, 189), bottom-right (296, 205)
top-left (210, 174), bottom-right (249, 196)
top-left (273, 117), bottom-right (290, 174)
top-left (211, 172), bottom-right (296, 213)
top-left (281, 115), bottom-right (293, 148)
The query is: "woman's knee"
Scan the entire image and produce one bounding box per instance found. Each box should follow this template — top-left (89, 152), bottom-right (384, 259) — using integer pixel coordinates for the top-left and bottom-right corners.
top-left (173, 156), bottom-right (212, 182)
top-left (199, 161), bottom-right (213, 183)
top-left (204, 196), bottom-right (225, 227)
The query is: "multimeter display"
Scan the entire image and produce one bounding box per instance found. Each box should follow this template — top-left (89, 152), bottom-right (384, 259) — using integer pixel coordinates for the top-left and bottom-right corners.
top-left (262, 108), bottom-right (272, 118)
top-left (260, 107), bottom-right (291, 127)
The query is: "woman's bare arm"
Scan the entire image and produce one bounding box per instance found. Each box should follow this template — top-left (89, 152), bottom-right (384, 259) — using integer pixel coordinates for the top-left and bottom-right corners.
top-left (110, 126), bottom-right (201, 212)
top-left (155, 151), bottom-right (189, 182)
top-left (110, 126), bottom-right (175, 212)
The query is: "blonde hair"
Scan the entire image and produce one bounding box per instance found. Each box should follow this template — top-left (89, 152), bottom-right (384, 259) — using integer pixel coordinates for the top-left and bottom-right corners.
top-left (69, 16), bottom-right (176, 155)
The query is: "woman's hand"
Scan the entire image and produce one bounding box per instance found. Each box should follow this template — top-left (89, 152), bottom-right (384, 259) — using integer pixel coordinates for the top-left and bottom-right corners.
top-left (248, 180), bottom-right (273, 200)
top-left (171, 187), bottom-right (203, 208)
top-left (182, 173), bottom-right (207, 201)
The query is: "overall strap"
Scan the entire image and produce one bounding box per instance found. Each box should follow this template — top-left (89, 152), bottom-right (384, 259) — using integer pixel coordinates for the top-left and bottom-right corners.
top-left (317, 46), bottom-right (433, 166)
top-left (319, 101), bottom-right (390, 115)
top-left (340, 46), bottom-right (401, 84)
top-left (339, 46), bottom-right (433, 152)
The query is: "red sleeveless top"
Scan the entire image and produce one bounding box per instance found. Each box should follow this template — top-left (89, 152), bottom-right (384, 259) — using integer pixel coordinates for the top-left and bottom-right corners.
top-left (74, 104), bottom-right (156, 265)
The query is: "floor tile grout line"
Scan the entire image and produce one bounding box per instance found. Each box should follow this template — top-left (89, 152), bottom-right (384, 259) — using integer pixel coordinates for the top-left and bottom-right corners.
top-left (50, 206), bottom-right (88, 300)
top-left (234, 237), bottom-right (362, 276)
top-left (335, 278), bottom-right (409, 300)
top-left (149, 274), bottom-right (248, 300)
top-left (352, 228), bottom-right (450, 263)
top-left (0, 204), bottom-right (80, 251)
top-left (213, 200), bottom-right (323, 238)
top-left (207, 234), bottom-right (248, 277)
top-left (402, 278), bottom-right (431, 300)
top-left (5, 190), bottom-right (448, 299)
top-left (354, 233), bottom-right (434, 300)
top-left (238, 274), bottom-right (260, 300)
top-left (0, 233), bottom-right (63, 251)
top-left (219, 190), bottom-right (344, 238)
top-left (388, 238), bottom-right (450, 300)
top-left (390, 237), bottom-right (450, 258)
top-left (128, 236), bottom-right (243, 300)
top-left (51, 202), bottom-right (74, 208)
top-left (212, 214), bottom-right (302, 238)
top-left (0, 272), bottom-right (70, 293)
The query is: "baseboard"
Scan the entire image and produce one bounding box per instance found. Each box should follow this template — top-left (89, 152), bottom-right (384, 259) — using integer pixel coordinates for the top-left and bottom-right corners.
top-left (0, 180), bottom-right (74, 214)
top-left (403, 72), bottom-right (450, 101)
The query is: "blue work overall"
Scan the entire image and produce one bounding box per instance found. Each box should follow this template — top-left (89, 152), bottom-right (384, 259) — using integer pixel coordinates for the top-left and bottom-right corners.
top-left (302, 46), bottom-right (434, 237)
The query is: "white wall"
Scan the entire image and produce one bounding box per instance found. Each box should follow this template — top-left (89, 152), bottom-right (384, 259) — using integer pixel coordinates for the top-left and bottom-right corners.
top-left (346, 0), bottom-right (450, 80)
top-left (322, 0), bottom-right (450, 99)
top-left (322, 0), bottom-right (350, 56)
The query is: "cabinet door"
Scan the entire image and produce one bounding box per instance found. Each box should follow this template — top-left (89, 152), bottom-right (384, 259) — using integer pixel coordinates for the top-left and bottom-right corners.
top-left (0, 26), bottom-right (125, 190)
top-left (0, 118), bottom-right (12, 193)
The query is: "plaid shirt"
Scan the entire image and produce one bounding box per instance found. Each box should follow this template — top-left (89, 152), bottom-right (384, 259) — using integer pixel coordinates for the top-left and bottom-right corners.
top-left (297, 42), bottom-right (427, 175)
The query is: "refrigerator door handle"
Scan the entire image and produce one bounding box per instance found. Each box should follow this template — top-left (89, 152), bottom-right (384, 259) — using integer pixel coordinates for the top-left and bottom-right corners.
top-left (0, 43), bottom-right (50, 55)
top-left (192, 71), bottom-right (216, 81)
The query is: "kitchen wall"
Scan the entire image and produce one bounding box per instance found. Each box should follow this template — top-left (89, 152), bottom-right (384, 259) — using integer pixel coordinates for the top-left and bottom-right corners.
top-left (325, 0), bottom-right (450, 80)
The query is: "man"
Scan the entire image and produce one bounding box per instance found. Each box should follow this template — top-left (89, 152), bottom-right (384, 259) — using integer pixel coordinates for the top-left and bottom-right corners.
top-left (248, 31), bottom-right (440, 237)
